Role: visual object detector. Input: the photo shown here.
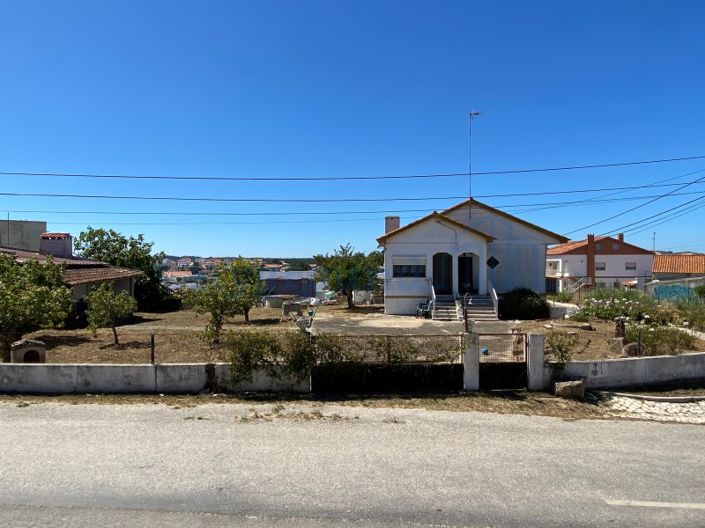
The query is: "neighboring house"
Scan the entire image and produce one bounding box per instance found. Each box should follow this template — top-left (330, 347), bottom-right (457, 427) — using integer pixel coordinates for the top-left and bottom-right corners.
top-left (0, 220), bottom-right (47, 251)
top-left (259, 270), bottom-right (318, 298)
top-left (163, 270), bottom-right (194, 282)
top-left (1, 232), bottom-right (142, 301)
top-left (652, 253), bottom-right (705, 280)
top-left (376, 199), bottom-right (568, 315)
top-left (546, 233), bottom-right (653, 291)
top-left (177, 258), bottom-right (193, 269)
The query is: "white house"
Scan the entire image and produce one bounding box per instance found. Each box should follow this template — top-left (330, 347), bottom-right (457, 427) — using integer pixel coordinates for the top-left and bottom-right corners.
top-left (377, 199), bottom-right (568, 315)
top-left (546, 233), bottom-right (653, 291)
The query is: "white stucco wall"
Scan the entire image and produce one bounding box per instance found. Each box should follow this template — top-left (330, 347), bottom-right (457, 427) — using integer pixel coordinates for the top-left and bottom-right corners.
top-left (445, 204), bottom-right (561, 294)
top-left (382, 218), bottom-right (488, 315)
top-left (547, 253), bottom-right (652, 289)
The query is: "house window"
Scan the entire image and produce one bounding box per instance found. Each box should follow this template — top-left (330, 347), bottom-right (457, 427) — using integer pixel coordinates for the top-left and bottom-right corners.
top-left (595, 243), bottom-right (602, 251)
top-left (596, 262), bottom-right (606, 271)
top-left (392, 256), bottom-right (426, 278)
top-left (613, 243), bottom-right (620, 250)
top-left (625, 262), bottom-right (637, 270)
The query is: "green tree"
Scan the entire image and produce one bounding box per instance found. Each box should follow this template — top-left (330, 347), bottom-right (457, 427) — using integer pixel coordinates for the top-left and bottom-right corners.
top-left (86, 283), bottom-right (138, 345)
top-left (184, 259), bottom-right (264, 343)
top-left (74, 227), bottom-right (165, 310)
top-left (0, 254), bottom-right (73, 362)
top-left (314, 244), bottom-right (380, 309)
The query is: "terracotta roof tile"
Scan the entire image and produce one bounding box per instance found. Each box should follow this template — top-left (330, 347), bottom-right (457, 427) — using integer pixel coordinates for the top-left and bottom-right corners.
top-left (547, 236), bottom-right (651, 255)
top-left (41, 232), bottom-right (71, 240)
top-left (62, 267), bottom-right (142, 286)
top-left (653, 254), bottom-right (705, 274)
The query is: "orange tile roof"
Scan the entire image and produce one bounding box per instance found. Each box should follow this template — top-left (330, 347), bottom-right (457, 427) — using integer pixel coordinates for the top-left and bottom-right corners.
top-left (41, 232), bottom-right (71, 239)
top-left (547, 236), bottom-right (651, 255)
top-left (653, 254), bottom-right (705, 274)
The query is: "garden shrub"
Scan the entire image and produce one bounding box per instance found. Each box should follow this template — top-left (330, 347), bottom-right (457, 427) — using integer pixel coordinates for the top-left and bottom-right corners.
top-left (573, 290), bottom-right (658, 322)
top-left (545, 330), bottom-right (578, 376)
top-left (675, 297), bottom-right (705, 331)
top-left (554, 290), bottom-right (574, 303)
top-left (624, 324), bottom-right (696, 356)
top-left (498, 287), bottom-right (550, 320)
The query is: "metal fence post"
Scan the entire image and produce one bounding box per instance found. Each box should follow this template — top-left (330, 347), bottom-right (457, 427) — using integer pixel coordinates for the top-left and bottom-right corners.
top-left (150, 334), bottom-right (155, 365)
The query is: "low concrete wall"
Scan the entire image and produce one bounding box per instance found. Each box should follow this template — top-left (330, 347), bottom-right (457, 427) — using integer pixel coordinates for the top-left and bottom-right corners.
top-left (548, 352), bottom-right (705, 389)
top-left (0, 363), bottom-right (311, 394)
top-left (548, 302), bottom-right (579, 319)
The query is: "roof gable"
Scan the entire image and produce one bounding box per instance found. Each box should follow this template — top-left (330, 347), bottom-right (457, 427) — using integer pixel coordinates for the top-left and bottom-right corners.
top-left (377, 212), bottom-right (495, 245)
top-left (441, 198), bottom-right (569, 243)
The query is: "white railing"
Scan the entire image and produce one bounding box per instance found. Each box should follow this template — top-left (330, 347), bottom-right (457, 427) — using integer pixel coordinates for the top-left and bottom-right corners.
top-left (430, 285), bottom-right (437, 318)
top-left (490, 287), bottom-right (499, 317)
top-left (565, 277), bottom-right (589, 293)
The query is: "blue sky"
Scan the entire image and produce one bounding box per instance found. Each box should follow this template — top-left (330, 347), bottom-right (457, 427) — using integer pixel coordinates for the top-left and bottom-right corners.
top-left (1, 0), bottom-right (704, 257)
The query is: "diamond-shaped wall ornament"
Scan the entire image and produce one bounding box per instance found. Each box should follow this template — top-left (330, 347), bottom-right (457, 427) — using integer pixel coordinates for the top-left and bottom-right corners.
top-left (487, 256), bottom-right (500, 269)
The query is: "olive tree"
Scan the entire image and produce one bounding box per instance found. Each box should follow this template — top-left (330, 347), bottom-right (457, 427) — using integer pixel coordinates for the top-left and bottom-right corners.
top-left (184, 259), bottom-right (264, 343)
top-left (314, 244), bottom-right (380, 308)
top-left (0, 254), bottom-right (73, 362)
top-left (86, 283), bottom-right (138, 345)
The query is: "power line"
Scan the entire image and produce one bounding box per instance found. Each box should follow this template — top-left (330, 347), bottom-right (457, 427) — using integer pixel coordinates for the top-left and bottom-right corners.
top-left (599, 194), bottom-right (705, 237)
top-left (1, 154), bottom-right (705, 182)
top-left (563, 168), bottom-right (705, 235)
top-left (622, 199), bottom-right (705, 237)
top-left (4, 190), bottom-right (705, 217)
top-left (4, 180), bottom-right (705, 204)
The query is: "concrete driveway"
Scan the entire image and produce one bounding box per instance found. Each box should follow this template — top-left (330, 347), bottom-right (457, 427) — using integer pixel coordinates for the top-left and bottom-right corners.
top-left (310, 312), bottom-right (465, 335)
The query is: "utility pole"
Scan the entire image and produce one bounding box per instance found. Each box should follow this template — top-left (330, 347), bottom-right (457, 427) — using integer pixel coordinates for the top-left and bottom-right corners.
top-left (467, 110), bottom-right (481, 222)
top-left (652, 232), bottom-right (656, 252)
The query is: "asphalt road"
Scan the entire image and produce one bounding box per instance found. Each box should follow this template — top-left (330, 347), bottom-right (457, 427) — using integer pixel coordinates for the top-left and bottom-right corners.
top-left (1, 401), bottom-right (704, 528)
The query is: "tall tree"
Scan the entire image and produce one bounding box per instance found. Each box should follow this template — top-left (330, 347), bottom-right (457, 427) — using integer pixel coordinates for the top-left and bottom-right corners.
top-left (86, 283), bottom-right (138, 345)
top-left (74, 227), bottom-right (164, 310)
top-left (314, 244), bottom-right (380, 309)
top-left (0, 254), bottom-right (73, 362)
top-left (184, 259), bottom-right (264, 343)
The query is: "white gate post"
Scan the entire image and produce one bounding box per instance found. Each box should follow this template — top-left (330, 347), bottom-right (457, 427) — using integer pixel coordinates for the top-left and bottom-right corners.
top-left (463, 332), bottom-right (480, 391)
top-left (527, 333), bottom-right (548, 391)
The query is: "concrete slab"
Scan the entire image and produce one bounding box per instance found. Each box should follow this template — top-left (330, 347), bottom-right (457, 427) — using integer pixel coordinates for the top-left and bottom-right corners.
top-left (310, 312), bottom-right (464, 336)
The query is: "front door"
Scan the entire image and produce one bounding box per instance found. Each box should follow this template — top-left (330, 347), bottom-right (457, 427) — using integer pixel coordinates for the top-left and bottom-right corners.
top-left (433, 253), bottom-right (452, 295)
top-left (458, 254), bottom-right (474, 295)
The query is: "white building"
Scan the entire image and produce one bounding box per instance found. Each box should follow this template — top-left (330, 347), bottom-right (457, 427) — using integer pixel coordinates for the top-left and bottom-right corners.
top-left (377, 199), bottom-right (568, 315)
top-left (546, 233), bottom-right (653, 291)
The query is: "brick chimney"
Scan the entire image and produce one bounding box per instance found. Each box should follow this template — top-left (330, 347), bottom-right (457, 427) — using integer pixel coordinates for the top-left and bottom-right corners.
top-left (617, 233), bottom-right (624, 243)
top-left (385, 216), bottom-right (400, 234)
top-left (39, 233), bottom-right (73, 258)
top-left (586, 233), bottom-right (595, 286)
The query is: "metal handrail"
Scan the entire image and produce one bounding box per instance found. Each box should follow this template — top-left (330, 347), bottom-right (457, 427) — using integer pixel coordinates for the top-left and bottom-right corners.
top-left (490, 286), bottom-right (499, 317)
top-left (429, 285), bottom-right (437, 317)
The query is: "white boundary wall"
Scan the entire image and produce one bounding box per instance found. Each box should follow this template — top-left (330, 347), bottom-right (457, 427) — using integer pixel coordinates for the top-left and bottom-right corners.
top-left (525, 351), bottom-right (705, 390)
top-left (0, 363), bottom-right (311, 394)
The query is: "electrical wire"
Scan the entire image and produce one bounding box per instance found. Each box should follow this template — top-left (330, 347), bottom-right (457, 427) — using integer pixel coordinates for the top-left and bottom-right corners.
top-left (0, 154), bottom-right (704, 182)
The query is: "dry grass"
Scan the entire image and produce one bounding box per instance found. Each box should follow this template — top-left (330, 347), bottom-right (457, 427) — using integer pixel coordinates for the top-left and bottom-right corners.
top-left (23, 302), bottom-right (384, 364)
top-left (0, 391), bottom-right (608, 421)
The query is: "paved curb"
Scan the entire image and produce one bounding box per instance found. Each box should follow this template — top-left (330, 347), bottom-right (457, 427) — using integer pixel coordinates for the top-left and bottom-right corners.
top-left (603, 391), bottom-right (705, 403)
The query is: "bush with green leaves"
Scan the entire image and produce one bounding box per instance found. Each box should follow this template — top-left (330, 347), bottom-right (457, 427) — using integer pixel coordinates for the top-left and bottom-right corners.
top-left (86, 283), bottom-right (138, 345)
top-left (624, 323), bottom-right (696, 356)
top-left (184, 259), bottom-right (264, 343)
top-left (498, 287), bottom-right (550, 320)
top-left (0, 254), bottom-right (74, 362)
top-left (573, 289), bottom-right (658, 322)
top-left (314, 244), bottom-right (380, 309)
top-left (675, 297), bottom-right (705, 331)
top-left (554, 290), bottom-right (574, 303)
top-left (545, 330), bottom-right (578, 376)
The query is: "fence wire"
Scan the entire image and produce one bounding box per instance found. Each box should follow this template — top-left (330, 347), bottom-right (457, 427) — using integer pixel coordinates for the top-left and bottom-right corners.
top-left (478, 333), bottom-right (527, 363)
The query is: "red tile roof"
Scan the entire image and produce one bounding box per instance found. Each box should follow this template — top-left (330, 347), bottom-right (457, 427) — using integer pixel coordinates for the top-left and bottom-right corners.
top-left (547, 236), bottom-right (651, 255)
top-left (62, 267), bottom-right (142, 286)
top-left (653, 254), bottom-right (705, 275)
top-left (1, 245), bottom-right (142, 286)
top-left (41, 232), bottom-right (71, 240)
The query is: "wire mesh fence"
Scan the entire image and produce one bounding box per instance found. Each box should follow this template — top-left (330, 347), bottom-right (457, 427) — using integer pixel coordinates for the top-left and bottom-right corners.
top-left (478, 333), bottom-right (527, 363)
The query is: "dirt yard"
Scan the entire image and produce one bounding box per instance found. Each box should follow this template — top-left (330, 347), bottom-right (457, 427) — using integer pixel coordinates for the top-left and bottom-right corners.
top-left (511, 319), bottom-right (705, 360)
top-left (25, 301), bottom-right (386, 364)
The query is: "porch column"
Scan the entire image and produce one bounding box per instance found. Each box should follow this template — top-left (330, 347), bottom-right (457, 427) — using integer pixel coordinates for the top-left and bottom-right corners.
top-left (478, 245), bottom-right (488, 295)
top-left (451, 251), bottom-right (459, 298)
